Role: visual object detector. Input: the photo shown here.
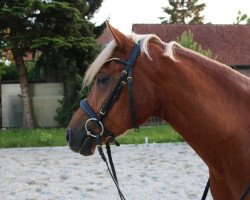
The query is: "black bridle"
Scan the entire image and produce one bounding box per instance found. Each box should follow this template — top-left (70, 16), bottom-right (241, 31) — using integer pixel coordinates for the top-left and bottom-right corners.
top-left (80, 40), bottom-right (142, 200)
top-left (78, 40), bottom-right (235, 200)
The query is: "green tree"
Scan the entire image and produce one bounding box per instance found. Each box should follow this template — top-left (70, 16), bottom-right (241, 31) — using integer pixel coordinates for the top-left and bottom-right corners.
top-left (0, 49), bottom-right (19, 80)
top-left (0, 1), bottom-right (36, 127)
top-left (31, 1), bottom-right (103, 126)
top-left (177, 30), bottom-right (213, 58)
top-left (160, 0), bottom-right (206, 24)
top-left (0, 0), bottom-right (103, 128)
top-left (235, 10), bottom-right (250, 24)
top-left (0, 62), bottom-right (18, 81)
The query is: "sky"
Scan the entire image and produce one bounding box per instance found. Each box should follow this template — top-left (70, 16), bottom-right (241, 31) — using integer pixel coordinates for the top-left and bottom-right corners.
top-left (91, 0), bottom-right (250, 34)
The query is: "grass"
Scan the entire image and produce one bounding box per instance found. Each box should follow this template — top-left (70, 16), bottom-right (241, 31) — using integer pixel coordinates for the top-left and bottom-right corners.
top-left (117, 125), bottom-right (183, 144)
top-left (0, 128), bottom-right (67, 148)
top-left (0, 125), bottom-right (183, 148)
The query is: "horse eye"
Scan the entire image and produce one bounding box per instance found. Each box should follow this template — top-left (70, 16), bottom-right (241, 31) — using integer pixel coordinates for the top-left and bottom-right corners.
top-left (97, 75), bottom-right (110, 85)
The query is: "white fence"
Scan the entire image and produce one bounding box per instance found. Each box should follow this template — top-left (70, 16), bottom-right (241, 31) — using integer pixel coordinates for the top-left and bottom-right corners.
top-left (1, 83), bottom-right (63, 128)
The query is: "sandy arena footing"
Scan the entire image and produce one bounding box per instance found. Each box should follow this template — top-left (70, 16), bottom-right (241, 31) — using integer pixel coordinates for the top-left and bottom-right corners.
top-left (0, 143), bottom-right (212, 200)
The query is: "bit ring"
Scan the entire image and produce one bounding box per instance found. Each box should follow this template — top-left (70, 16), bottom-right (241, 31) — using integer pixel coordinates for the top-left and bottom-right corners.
top-left (84, 118), bottom-right (104, 138)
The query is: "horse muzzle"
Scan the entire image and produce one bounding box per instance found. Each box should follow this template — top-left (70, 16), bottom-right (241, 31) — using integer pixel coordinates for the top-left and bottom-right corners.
top-left (66, 127), bottom-right (96, 156)
top-left (66, 99), bottom-right (120, 156)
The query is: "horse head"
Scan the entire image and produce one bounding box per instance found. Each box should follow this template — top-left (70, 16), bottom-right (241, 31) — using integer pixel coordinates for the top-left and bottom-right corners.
top-left (66, 22), bottom-right (164, 156)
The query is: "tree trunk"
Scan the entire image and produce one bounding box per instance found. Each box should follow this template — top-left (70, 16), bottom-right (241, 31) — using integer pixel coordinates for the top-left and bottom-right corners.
top-left (12, 50), bottom-right (34, 128)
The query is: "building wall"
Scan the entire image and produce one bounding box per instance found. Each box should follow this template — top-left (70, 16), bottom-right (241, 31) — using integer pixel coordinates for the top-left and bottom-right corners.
top-left (237, 68), bottom-right (250, 77)
top-left (1, 83), bottom-right (63, 128)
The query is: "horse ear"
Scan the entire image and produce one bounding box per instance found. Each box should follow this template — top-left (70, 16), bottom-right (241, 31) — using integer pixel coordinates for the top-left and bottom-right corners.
top-left (106, 21), bottom-right (128, 47)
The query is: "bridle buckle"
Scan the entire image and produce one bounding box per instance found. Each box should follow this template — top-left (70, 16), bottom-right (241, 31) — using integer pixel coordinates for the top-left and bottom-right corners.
top-left (99, 109), bottom-right (106, 115)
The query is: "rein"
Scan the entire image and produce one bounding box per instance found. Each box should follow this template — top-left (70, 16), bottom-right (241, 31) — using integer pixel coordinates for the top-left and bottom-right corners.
top-left (79, 39), bottom-right (214, 200)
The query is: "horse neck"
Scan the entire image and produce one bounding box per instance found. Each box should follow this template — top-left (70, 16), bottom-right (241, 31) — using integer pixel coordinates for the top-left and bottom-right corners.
top-left (152, 46), bottom-right (250, 170)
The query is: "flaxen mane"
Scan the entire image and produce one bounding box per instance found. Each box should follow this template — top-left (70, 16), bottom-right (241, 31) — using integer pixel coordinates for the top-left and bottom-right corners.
top-left (83, 34), bottom-right (178, 86)
top-left (83, 33), bottom-right (248, 87)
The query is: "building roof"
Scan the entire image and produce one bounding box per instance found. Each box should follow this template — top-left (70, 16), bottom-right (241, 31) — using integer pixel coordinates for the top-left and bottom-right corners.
top-left (96, 27), bottom-right (113, 46)
top-left (132, 24), bottom-right (250, 66)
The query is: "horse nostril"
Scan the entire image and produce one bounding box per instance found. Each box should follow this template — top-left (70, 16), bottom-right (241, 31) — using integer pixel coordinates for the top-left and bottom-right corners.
top-left (66, 128), bottom-right (73, 143)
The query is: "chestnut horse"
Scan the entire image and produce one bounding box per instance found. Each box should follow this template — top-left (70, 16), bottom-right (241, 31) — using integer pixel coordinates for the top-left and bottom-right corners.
top-left (67, 22), bottom-right (250, 200)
